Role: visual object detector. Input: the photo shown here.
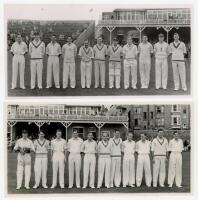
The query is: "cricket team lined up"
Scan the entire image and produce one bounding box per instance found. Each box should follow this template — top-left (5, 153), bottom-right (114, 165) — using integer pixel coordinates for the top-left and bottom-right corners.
top-left (13, 129), bottom-right (184, 190)
top-left (11, 32), bottom-right (188, 91)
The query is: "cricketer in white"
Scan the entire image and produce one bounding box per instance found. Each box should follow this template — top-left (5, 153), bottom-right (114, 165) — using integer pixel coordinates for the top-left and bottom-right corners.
top-left (67, 129), bottom-right (83, 188)
top-left (151, 129), bottom-right (169, 187)
top-left (136, 133), bottom-right (152, 187)
top-left (81, 132), bottom-right (97, 188)
top-left (33, 131), bottom-right (50, 189)
top-left (97, 131), bottom-right (112, 188)
top-left (109, 130), bottom-right (122, 187)
top-left (10, 34), bottom-right (28, 90)
top-left (122, 132), bottom-right (136, 187)
top-left (14, 130), bottom-right (35, 189)
top-left (154, 33), bottom-right (170, 90)
top-left (168, 132), bottom-right (184, 188)
top-left (50, 129), bottom-right (67, 189)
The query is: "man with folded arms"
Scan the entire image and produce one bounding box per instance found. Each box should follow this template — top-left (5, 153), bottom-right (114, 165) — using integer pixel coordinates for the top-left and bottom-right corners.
top-left (123, 36), bottom-right (138, 89)
top-left (97, 131), bottom-right (112, 188)
top-left (29, 32), bottom-right (45, 89)
top-left (81, 132), bottom-right (97, 188)
top-left (151, 129), bottom-right (168, 187)
top-left (136, 133), bottom-right (152, 187)
top-left (46, 34), bottom-right (61, 89)
top-left (14, 130), bottom-right (35, 190)
top-left (122, 132), bottom-right (136, 188)
top-left (33, 130), bottom-right (50, 189)
top-left (10, 34), bottom-right (28, 89)
top-left (79, 40), bottom-right (94, 88)
top-left (67, 129), bottom-right (83, 188)
top-left (109, 130), bottom-right (122, 188)
top-left (168, 132), bottom-right (184, 188)
top-left (50, 129), bottom-right (67, 189)
top-left (93, 36), bottom-right (108, 88)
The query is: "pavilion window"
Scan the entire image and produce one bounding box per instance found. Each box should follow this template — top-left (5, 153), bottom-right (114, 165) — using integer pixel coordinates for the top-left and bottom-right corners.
top-left (134, 118), bottom-right (138, 126)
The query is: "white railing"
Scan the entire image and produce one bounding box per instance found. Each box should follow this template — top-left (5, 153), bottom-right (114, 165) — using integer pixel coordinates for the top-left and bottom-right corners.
top-left (7, 113), bottom-right (128, 122)
top-left (98, 19), bottom-right (190, 25)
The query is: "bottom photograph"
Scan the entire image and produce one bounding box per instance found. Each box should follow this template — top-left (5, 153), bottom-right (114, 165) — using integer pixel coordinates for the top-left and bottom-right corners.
top-left (6, 104), bottom-right (191, 194)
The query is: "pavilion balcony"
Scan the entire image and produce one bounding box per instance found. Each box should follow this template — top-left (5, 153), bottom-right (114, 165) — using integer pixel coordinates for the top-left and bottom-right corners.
top-left (7, 113), bottom-right (128, 123)
top-left (98, 18), bottom-right (191, 26)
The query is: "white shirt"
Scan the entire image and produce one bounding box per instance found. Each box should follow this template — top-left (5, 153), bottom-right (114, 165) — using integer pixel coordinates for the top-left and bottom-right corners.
top-left (81, 139), bottom-right (97, 154)
top-left (151, 137), bottom-right (168, 156)
top-left (11, 41), bottom-right (28, 55)
top-left (168, 138), bottom-right (184, 153)
top-left (123, 44), bottom-right (138, 60)
top-left (136, 140), bottom-right (151, 154)
top-left (107, 45), bottom-right (123, 61)
top-left (79, 46), bottom-right (94, 62)
top-left (14, 138), bottom-right (35, 152)
top-left (67, 137), bottom-right (83, 153)
top-left (29, 39), bottom-right (45, 59)
top-left (34, 139), bottom-right (50, 156)
top-left (170, 41), bottom-right (186, 61)
top-left (51, 138), bottom-right (67, 153)
top-left (109, 137), bottom-right (122, 156)
top-left (122, 140), bottom-right (136, 156)
top-left (138, 42), bottom-right (153, 59)
top-left (97, 140), bottom-right (112, 157)
top-left (93, 44), bottom-right (107, 60)
top-left (154, 42), bottom-right (170, 59)
top-left (46, 42), bottom-right (61, 56)
top-left (62, 43), bottom-right (77, 63)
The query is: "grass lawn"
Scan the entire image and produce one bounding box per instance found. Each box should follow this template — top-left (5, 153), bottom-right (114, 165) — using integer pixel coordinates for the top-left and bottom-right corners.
top-left (7, 151), bottom-right (191, 194)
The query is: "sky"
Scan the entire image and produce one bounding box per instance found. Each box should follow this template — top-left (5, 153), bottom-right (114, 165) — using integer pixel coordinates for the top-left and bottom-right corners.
top-left (4, 4), bottom-right (189, 23)
top-left (4, 4), bottom-right (129, 23)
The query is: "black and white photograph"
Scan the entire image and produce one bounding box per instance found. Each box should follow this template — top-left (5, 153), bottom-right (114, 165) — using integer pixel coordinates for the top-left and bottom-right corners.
top-left (6, 103), bottom-right (191, 194)
top-left (5, 5), bottom-right (191, 96)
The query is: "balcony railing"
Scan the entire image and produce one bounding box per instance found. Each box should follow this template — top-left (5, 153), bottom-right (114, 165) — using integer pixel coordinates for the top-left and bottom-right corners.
top-left (98, 18), bottom-right (191, 25)
top-left (7, 113), bottom-right (128, 122)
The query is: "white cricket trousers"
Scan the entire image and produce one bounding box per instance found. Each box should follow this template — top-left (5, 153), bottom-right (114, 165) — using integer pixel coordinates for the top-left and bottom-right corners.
top-left (172, 61), bottom-right (187, 90)
top-left (139, 58), bottom-right (151, 88)
top-left (109, 61), bottom-right (121, 88)
top-left (153, 156), bottom-right (166, 187)
top-left (81, 61), bottom-right (92, 88)
top-left (155, 58), bottom-right (168, 89)
top-left (94, 60), bottom-right (105, 88)
top-left (34, 156), bottom-right (48, 187)
top-left (30, 59), bottom-right (43, 88)
top-left (124, 59), bottom-right (137, 89)
top-left (136, 154), bottom-right (152, 187)
top-left (110, 157), bottom-right (121, 187)
top-left (97, 156), bottom-right (111, 187)
top-left (52, 152), bottom-right (65, 187)
top-left (63, 62), bottom-right (76, 88)
top-left (69, 153), bottom-right (81, 187)
top-left (168, 152), bottom-right (182, 187)
top-left (46, 56), bottom-right (60, 87)
top-left (83, 154), bottom-right (96, 187)
top-left (123, 155), bottom-right (135, 186)
top-left (16, 153), bottom-right (31, 188)
top-left (12, 55), bottom-right (25, 88)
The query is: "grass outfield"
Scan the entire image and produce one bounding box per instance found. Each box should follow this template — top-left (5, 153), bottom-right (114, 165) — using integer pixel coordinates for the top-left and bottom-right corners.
top-left (7, 52), bottom-right (191, 96)
top-left (7, 151), bottom-right (191, 194)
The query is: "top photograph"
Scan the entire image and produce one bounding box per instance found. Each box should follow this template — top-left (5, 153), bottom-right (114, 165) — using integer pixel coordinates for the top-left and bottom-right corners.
top-left (5, 5), bottom-right (191, 96)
